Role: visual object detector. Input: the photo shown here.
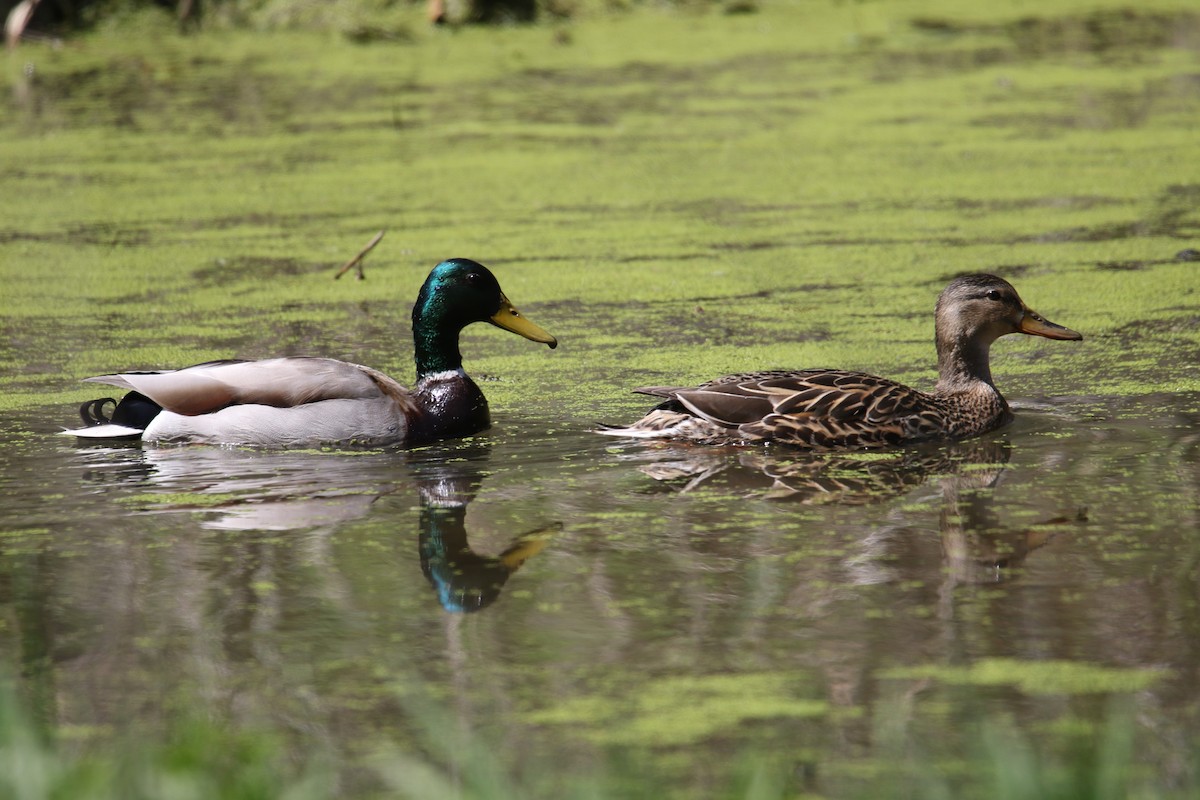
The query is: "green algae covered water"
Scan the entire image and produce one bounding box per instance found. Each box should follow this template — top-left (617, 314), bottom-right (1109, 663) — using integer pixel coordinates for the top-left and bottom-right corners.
top-left (1, 0), bottom-right (1199, 796)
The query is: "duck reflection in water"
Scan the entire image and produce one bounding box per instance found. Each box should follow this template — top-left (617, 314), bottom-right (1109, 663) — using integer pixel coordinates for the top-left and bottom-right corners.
top-left (73, 440), bottom-right (560, 610)
top-left (936, 464), bottom-right (1085, 586)
top-left (624, 437), bottom-right (1011, 504)
top-left (619, 437), bottom-right (1081, 582)
top-left (410, 447), bottom-right (561, 613)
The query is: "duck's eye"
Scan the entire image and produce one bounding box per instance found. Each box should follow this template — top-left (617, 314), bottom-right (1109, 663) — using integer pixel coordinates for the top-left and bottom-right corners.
top-left (465, 272), bottom-right (481, 285)
top-left (986, 290), bottom-right (1004, 302)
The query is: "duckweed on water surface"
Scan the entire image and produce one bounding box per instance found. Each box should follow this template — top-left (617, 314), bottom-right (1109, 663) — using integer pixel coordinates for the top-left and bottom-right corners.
top-left (524, 672), bottom-right (828, 746)
top-left (881, 658), bottom-right (1169, 694)
top-left (2, 0), bottom-right (1198, 414)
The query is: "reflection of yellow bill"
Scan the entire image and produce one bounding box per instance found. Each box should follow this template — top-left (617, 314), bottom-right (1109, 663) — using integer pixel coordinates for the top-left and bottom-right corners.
top-left (500, 524), bottom-right (562, 571)
top-left (491, 292), bottom-right (558, 348)
top-left (1018, 307), bottom-right (1082, 341)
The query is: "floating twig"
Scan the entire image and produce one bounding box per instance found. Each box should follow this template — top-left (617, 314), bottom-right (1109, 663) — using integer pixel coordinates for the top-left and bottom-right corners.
top-left (5, 0), bottom-right (44, 49)
top-left (334, 230), bottom-right (385, 280)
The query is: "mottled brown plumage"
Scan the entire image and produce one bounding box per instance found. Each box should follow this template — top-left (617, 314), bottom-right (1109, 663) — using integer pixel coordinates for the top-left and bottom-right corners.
top-left (598, 275), bottom-right (1081, 449)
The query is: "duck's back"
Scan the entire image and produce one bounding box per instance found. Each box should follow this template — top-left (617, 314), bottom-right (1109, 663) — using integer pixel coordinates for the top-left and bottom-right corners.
top-left (615, 368), bottom-right (1009, 449)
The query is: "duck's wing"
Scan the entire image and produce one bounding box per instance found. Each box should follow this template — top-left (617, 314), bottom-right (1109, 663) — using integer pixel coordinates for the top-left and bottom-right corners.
top-left (671, 369), bottom-right (941, 448)
top-left (85, 357), bottom-right (411, 416)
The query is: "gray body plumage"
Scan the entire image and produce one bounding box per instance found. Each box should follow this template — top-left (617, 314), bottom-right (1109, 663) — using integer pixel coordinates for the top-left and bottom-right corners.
top-left (142, 397), bottom-right (409, 447)
top-left (64, 357), bottom-right (422, 447)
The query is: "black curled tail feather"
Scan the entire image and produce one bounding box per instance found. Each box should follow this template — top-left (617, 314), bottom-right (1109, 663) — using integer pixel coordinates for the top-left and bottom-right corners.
top-left (80, 398), bottom-right (117, 426)
top-left (78, 391), bottom-right (163, 430)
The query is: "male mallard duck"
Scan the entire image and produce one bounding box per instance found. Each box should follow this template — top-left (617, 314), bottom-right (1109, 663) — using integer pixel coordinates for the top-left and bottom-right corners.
top-left (598, 274), bottom-right (1080, 448)
top-left (62, 258), bottom-right (557, 447)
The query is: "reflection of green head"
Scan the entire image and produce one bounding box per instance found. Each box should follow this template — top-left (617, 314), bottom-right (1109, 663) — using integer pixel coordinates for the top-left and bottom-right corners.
top-left (419, 505), bottom-right (509, 613)
top-left (418, 505), bottom-right (559, 614)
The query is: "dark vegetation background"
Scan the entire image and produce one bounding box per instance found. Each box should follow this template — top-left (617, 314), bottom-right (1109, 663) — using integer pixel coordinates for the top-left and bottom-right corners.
top-left (3, 0), bottom-right (744, 33)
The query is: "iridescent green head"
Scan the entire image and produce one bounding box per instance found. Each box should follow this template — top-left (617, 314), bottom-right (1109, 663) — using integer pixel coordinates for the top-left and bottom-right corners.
top-left (412, 258), bottom-right (557, 377)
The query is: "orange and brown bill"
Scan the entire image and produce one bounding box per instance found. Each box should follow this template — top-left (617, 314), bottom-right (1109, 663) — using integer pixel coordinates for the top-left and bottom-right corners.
top-left (1018, 308), bottom-right (1082, 341)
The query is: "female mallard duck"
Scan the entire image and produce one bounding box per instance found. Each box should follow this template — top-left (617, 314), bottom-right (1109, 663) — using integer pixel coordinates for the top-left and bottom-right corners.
top-left (62, 258), bottom-right (557, 447)
top-left (599, 274), bottom-right (1080, 449)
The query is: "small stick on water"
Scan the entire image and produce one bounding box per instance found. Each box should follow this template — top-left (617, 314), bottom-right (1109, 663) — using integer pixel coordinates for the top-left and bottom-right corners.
top-left (334, 230), bottom-right (385, 280)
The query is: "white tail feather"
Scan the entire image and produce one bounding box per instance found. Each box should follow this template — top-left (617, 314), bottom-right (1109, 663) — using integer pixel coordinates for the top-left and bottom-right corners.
top-left (594, 426), bottom-right (671, 439)
top-left (59, 424), bottom-right (144, 439)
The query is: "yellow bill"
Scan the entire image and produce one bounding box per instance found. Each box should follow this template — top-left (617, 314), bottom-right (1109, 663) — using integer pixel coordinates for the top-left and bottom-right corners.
top-left (490, 292), bottom-right (558, 348)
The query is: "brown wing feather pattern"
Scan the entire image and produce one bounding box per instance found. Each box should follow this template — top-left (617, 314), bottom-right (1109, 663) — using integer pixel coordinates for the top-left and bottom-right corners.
top-left (603, 369), bottom-right (975, 449)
